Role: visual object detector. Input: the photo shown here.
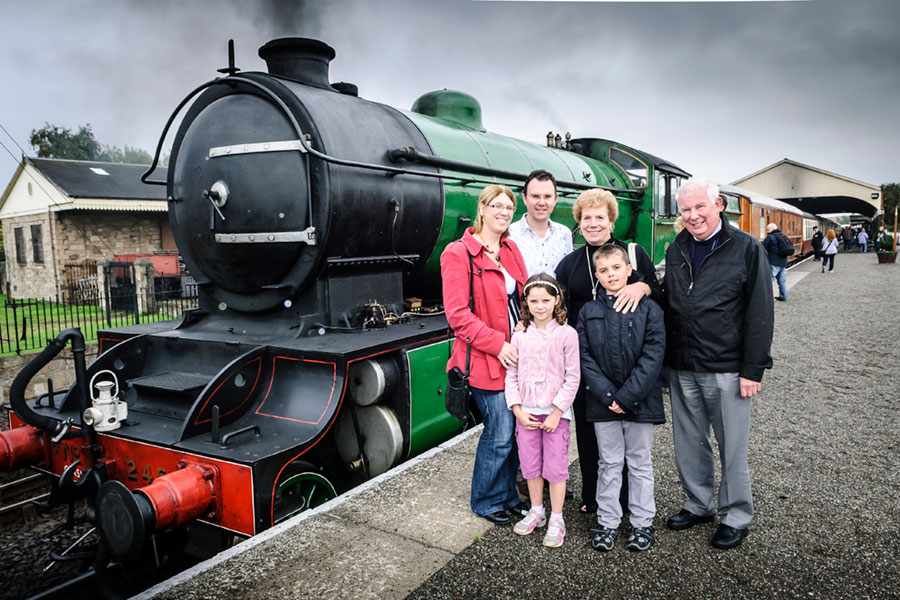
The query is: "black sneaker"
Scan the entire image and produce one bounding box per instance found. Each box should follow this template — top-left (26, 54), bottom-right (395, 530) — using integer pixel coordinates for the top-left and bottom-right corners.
top-left (589, 526), bottom-right (617, 552)
top-left (625, 526), bottom-right (655, 551)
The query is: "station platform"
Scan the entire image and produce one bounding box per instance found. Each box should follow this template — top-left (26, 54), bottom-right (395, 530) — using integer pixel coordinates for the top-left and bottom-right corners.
top-left (140, 252), bottom-right (899, 600)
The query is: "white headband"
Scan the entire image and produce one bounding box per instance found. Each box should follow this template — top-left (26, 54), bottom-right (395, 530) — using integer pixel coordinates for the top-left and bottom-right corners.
top-left (523, 280), bottom-right (560, 296)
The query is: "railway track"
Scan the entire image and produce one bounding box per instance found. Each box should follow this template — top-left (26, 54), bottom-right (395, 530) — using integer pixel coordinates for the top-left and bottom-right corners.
top-left (0, 472), bottom-right (51, 524)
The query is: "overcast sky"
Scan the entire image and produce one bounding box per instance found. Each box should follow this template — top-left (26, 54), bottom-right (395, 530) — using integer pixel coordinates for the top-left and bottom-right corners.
top-left (2, 0), bottom-right (898, 193)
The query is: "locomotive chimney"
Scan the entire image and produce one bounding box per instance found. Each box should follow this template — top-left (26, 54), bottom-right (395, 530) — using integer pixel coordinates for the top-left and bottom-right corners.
top-left (258, 38), bottom-right (336, 89)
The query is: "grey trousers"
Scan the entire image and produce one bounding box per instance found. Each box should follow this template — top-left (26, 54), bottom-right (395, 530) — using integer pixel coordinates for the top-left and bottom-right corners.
top-left (669, 370), bottom-right (754, 529)
top-left (594, 421), bottom-right (655, 529)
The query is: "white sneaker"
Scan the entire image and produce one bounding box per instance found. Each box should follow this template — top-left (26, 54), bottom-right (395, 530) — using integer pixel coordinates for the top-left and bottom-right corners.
top-left (514, 510), bottom-right (546, 535)
top-left (542, 518), bottom-right (565, 547)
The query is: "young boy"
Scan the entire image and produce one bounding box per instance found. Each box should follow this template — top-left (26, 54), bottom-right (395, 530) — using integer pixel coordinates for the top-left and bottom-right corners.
top-left (576, 244), bottom-right (666, 552)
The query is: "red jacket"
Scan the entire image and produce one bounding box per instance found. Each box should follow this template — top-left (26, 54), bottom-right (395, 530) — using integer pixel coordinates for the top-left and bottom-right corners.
top-left (441, 229), bottom-right (527, 390)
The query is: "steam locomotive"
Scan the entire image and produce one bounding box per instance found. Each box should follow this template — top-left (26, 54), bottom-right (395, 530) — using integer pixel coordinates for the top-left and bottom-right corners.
top-left (1, 37), bottom-right (688, 579)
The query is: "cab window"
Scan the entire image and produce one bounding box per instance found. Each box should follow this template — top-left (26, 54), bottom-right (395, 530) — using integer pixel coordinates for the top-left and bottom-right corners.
top-left (609, 148), bottom-right (648, 188)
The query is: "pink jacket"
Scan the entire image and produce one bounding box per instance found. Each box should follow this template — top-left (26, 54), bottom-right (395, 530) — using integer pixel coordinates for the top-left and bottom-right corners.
top-left (441, 229), bottom-right (528, 390)
top-left (505, 320), bottom-right (580, 413)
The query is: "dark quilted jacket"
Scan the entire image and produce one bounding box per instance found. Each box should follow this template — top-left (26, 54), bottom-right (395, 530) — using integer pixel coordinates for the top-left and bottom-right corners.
top-left (576, 293), bottom-right (666, 424)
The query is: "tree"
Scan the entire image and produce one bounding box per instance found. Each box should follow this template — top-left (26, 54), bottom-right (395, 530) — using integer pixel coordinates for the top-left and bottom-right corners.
top-left (29, 122), bottom-right (162, 165)
top-left (30, 123), bottom-right (103, 160)
top-left (882, 183), bottom-right (899, 229)
top-left (102, 145), bottom-right (153, 165)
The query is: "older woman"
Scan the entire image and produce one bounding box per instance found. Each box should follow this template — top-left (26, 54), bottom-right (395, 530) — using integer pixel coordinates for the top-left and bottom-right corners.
top-left (555, 189), bottom-right (664, 515)
top-left (441, 184), bottom-right (529, 525)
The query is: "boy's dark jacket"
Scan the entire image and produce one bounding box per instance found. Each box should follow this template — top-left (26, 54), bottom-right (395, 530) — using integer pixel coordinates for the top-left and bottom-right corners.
top-left (576, 293), bottom-right (666, 423)
top-left (663, 218), bottom-right (774, 382)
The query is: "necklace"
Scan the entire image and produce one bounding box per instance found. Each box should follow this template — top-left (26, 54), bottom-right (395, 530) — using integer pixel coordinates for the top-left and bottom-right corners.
top-left (475, 234), bottom-right (501, 262)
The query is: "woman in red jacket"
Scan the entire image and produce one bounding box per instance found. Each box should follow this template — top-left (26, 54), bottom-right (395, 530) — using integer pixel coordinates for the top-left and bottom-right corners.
top-left (441, 184), bottom-right (528, 525)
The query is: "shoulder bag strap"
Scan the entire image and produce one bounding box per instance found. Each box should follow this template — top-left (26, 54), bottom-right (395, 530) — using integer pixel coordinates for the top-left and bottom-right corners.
top-left (464, 252), bottom-right (473, 378)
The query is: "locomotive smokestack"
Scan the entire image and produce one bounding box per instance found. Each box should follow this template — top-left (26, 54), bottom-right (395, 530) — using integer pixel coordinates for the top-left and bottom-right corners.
top-left (258, 38), bottom-right (335, 89)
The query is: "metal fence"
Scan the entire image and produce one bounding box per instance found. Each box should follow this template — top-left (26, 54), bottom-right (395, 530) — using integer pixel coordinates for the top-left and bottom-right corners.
top-left (1, 276), bottom-right (199, 356)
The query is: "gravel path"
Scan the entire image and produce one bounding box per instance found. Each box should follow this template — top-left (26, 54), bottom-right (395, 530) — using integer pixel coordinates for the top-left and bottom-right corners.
top-left (409, 252), bottom-right (900, 600)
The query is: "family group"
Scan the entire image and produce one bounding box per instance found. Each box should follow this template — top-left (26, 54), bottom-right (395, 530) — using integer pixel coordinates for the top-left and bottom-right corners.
top-left (440, 171), bottom-right (774, 552)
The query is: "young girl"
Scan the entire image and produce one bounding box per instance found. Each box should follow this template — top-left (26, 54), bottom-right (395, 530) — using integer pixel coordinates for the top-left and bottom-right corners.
top-left (505, 273), bottom-right (580, 547)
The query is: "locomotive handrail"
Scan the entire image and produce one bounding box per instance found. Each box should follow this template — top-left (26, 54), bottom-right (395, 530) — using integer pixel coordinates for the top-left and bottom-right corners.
top-left (141, 74), bottom-right (641, 200)
top-left (387, 147), bottom-right (642, 197)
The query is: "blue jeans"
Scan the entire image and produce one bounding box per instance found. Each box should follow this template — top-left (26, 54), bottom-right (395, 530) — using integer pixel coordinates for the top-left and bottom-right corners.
top-left (770, 264), bottom-right (787, 300)
top-left (860, 242), bottom-right (867, 253)
top-left (470, 386), bottom-right (520, 516)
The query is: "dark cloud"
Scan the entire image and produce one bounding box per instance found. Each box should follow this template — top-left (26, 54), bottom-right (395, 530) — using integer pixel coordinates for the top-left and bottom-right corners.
top-left (1, 0), bottom-right (898, 191)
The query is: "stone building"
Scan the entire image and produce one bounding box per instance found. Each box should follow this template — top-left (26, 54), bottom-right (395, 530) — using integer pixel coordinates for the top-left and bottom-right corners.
top-left (0, 156), bottom-right (172, 299)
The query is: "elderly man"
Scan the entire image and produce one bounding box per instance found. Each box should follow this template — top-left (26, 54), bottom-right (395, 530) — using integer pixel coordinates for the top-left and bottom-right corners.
top-left (508, 169), bottom-right (573, 277)
top-left (763, 222), bottom-right (789, 302)
top-left (663, 179), bottom-right (773, 550)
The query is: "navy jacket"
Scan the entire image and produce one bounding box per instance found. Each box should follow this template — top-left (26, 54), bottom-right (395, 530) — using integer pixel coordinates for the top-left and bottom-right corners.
top-left (576, 292), bottom-right (666, 424)
top-left (663, 218), bottom-right (774, 382)
top-left (763, 229), bottom-right (788, 268)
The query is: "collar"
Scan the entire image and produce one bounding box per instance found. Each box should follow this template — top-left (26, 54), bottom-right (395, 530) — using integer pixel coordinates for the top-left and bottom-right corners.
top-left (461, 227), bottom-right (510, 256)
top-left (515, 215), bottom-right (558, 238)
top-left (527, 319), bottom-right (560, 334)
top-left (691, 219), bottom-right (723, 243)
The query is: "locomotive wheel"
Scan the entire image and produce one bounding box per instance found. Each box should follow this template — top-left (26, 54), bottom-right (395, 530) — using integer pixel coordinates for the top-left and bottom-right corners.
top-left (273, 461), bottom-right (337, 523)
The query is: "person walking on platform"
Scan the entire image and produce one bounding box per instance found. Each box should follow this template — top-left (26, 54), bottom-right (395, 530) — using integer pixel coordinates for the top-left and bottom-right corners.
top-left (857, 228), bottom-right (869, 253)
top-left (763, 223), bottom-right (789, 302)
top-left (578, 245), bottom-right (665, 553)
top-left (821, 229), bottom-right (839, 272)
top-left (811, 226), bottom-right (824, 261)
top-left (508, 170), bottom-right (573, 277)
top-left (441, 185), bottom-right (529, 526)
top-left (842, 227), bottom-right (853, 251)
top-left (555, 189), bottom-right (664, 516)
top-left (506, 274), bottom-right (579, 548)
top-left (663, 179), bottom-right (773, 550)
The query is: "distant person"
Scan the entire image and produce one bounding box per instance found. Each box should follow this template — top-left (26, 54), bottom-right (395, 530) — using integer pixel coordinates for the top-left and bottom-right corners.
top-left (508, 170), bottom-right (573, 277)
top-left (505, 273), bottom-right (580, 548)
top-left (811, 226), bottom-right (824, 261)
top-left (842, 227), bottom-right (853, 251)
top-left (875, 226), bottom-right (892, 251)
top-left (857, 229), bottom-right (869, 253)
top-left (555, 188), bottom-right (664, 516)
top-left (578, 245), bottom-right (665, 552)
top-left (763, 223), bottom-right (789, 302)
top-left (441, 184), bottom-right (529, 526)
top-left (822, 229), bottom-right (839, 272)
top-left (663, 178), bottom-right (773, 550)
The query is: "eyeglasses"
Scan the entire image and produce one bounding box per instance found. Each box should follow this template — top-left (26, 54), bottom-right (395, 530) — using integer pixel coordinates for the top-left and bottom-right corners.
top-left (487, 203), bottom-right (515, 213)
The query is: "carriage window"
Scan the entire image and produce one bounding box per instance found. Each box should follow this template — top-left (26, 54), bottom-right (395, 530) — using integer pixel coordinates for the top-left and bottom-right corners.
top-left (758, 217), bottom-right (766, 240)
top-left (609, 148), bottom-right (649, 188)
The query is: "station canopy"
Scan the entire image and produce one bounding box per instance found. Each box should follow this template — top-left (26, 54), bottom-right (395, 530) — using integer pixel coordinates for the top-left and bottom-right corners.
top-left (731, 159), bottom-right (881, 218)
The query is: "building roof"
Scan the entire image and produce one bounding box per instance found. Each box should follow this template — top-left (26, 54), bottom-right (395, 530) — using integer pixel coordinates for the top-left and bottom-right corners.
top-left (731, 158), bottom-right (879, 192)
top-left (27, 157), bottom-right (167, 200)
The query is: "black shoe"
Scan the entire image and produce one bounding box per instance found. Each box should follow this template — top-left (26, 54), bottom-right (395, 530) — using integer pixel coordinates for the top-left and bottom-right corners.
top-left (507, 500), bottom-right (530, 518)
top-left (711, 524), bottom-right (748, 549)
top-left (483, 510), bottom-right (512, 525)
top-left (666, 509), bottom-right (714, 531)
top-left (775, 296), bottom-right (786, 302)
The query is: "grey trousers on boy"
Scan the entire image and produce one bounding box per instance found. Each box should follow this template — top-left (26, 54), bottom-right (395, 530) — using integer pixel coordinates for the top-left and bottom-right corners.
top-left (669, 370), bottom-right (754, 529)
top-left (594, 421), bottom-right (655, 529)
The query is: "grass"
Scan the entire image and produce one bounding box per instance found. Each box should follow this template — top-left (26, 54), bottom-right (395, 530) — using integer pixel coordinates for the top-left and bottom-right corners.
top-left (0, 294), bottom-right (196, 357)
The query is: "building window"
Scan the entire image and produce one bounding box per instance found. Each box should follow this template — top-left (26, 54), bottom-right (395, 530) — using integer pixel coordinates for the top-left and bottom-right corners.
top-left (31, 224), bottom-right (44, 264)
top-left (14, 227), bottom-right (26, 264)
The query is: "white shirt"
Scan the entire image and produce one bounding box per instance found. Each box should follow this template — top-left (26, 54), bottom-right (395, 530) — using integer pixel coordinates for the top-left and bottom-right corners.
top-left (508, 215), bottom-right (573, 278)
